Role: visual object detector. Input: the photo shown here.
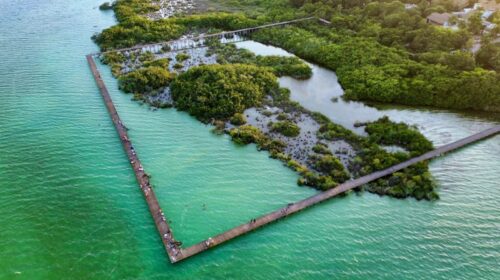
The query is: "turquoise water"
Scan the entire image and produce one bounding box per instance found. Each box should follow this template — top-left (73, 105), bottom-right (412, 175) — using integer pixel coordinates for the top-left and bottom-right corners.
top-left (1, 0), bottom-right (499, 279)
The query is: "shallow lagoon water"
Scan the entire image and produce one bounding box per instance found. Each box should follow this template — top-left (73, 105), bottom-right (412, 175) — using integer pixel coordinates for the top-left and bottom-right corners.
top-left (0, 1), bottom-right (499, 279)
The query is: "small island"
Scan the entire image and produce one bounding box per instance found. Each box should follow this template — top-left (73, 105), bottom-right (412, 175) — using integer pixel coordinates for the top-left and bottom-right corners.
top-left (99, 39), bottom-right (438, 200)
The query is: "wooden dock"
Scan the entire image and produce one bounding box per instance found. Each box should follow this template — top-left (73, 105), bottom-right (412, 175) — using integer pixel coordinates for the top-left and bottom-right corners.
top-left (176, 125), bottom-right (500, 262)
top-left (92, 17), bottom-right (318, 56)
top-left (87, 53), bottom-right (499, 264)
top-left (86, 55), bottom-right (182, 263)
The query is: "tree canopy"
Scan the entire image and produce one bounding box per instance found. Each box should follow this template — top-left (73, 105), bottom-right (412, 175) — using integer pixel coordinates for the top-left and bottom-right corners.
top-left (170, 64), bottom-right (279, 121)
top-left (118, 66), bottom-right (173, 94)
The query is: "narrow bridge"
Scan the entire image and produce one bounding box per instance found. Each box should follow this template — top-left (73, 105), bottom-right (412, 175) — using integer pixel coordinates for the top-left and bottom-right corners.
top-left (93, 17), bottom-right (318, 56)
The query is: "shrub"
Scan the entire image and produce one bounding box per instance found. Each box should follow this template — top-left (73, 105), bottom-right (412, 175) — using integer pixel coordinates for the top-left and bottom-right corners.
top-left (276, 112), bottom-right (288, 121)
top-left (99, 2), bottom-right (113, 10)
top-left (100, 51), bottom-right (125, 65)
top-left (118, 66), bottom-right (173, 94)
top-left (312, 143), bottom-right (332, 155)
top-left (210, 43), bottom-right (312, 79)
top-left (256, 55), bottom-right (312, 79)
top-left (365, 116), bottom-right (434, 155)
top-left (230, 113), bottom-right (247, 125)
top-left (229, 125), bottom-right (266, 145)
top-left (175, 52), bottom-right (191, 62)
top-left (310, 154), bottom-right (344, 174)
top-left (143, 58), bottom-right (170, 68)
top-left (139, 51), bottom-right (155, 62)
top-left (270, 121), bottom-right (300, 137)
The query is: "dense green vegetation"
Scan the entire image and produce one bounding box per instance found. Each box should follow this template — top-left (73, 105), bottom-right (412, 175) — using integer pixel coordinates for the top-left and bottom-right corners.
top-left (95, 0), bottom-right (451, 200)
top-left (170, 64), bottom-right (278, 121)
top-left (100, 51), bottom-right (126, 76)
top-left (316, 116), bottom-right (438, 200)
top-left (230, 125), bottom-right (267, 145)
top-left (269, 120), bottom-right (301, 137)
top-left (309, 154), bottom-right (350, 181)
top-left (312, 143), bottom-right (332, 155)
top-left (230, 113), bottom-right (247, 125)
top-left (118, 66), bottom-right (173, 94)
top-left (93, 0), bottom-right (179, 50)
top-left (92, 0), bottom-right (265, 50)
top-left (209, 43), bottom-right (312, 79)
top-left (253, 27), bottom-right (500, 112)
top-left (365, 116), bottom-right (434, 155)
top-left (255, 56), bottom-right (311, 79)
top-left (229, 125), bottom-right (287, 154)
top-left (95, 0), bottom-right (500, 111)
top-left (476, 42), bottom-right (500, 71)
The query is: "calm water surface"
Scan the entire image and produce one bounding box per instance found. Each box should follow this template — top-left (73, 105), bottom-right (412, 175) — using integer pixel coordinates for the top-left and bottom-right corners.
top-left (0, 1), bottom-right (499, 279)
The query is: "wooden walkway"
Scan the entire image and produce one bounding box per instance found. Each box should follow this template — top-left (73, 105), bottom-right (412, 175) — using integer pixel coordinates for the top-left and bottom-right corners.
top-left (176, 125), bottom-right (500, 262)
top-left (86, 55), bottom-right (183, 263)
top-left (92, 17), bottom-right (317, 56)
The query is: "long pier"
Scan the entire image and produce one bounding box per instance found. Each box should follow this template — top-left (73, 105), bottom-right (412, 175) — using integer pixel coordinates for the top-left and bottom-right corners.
top-left (87, 48), bottom-right (500, 264)
top-left (86, 55), bottom-right (183, 263)
top-left (176, 125), bottom-right (500, 261)
top-left (92, 17), bottom-right (317, 56)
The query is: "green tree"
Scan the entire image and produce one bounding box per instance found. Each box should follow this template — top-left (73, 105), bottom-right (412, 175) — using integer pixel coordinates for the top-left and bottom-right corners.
top-left (476, 43), bottom-right (500, 71)
top-left (118, 66), bottom-right (173, 94)
top-left (170, 64), bottom-right (279, 121)
top-left (468, 11), bottom-right (484, 35)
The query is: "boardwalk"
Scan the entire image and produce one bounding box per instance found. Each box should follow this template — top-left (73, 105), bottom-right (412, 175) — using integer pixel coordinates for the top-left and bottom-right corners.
top-left (86, 55), bottom-right (183, 263)
top-left (177, 125), bottom-right (500, 262)
top-left (93, 17), bottom-right (317, 56)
